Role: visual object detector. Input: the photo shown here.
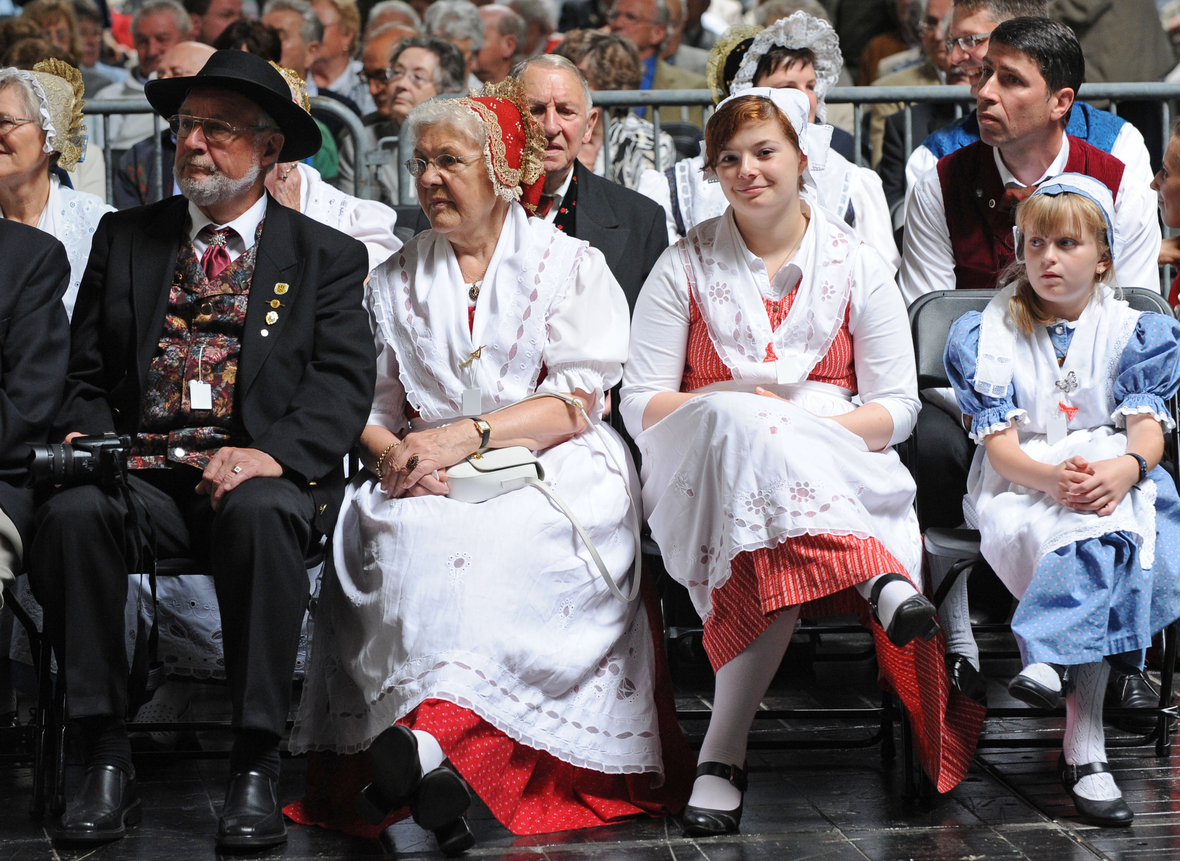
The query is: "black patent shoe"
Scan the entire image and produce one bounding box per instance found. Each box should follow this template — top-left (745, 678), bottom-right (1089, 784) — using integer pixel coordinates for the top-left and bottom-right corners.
top-left (216, 770), bottom-right (287, 851)
top-left (1008, 664), bottom-right (1065, 710)
top-left (946, 653), bottom-right (988, 705)
top-left (1106, 671), bottom-right (1167, 734)
top-left (411, 765), bottom-right (475, 856)
top-left (357, 725), bottom-right (423, 824)
top-left (54, 764), bottom-right (141, 845)
top-left (1057, 754), bottom-right (1134, 827)
top-left (681, 762), bottom-right (748, 837)
top-left (869, 573), bottom-right (940, 648)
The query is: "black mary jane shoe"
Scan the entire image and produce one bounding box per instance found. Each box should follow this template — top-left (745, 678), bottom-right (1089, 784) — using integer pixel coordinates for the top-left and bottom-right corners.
top-left (54, 764), bottom-right (141, 845)
top-left (1057, 754), bottom-right (1134, 827)
top-left (1106, 670), bottom-right (1168, 734)
top-left (356, 725), bottom-right (424, 824)
top-left (1008, 665), bottom-right (1065, 710)
top-left (869, 573), bottom-right (940, 648)
top-left (410, 765), bottom-right (475, 857)
top-left (216, 770), bottom-right (288, 851)
top-left (681, 762), bottom-right (748, 837)
top-left (946, 653), bottom-right (988, 705)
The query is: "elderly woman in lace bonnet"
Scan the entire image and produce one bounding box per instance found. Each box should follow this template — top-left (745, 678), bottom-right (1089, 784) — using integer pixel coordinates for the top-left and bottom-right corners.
top-left (287, 77), bottom-right (691, 853)
top-left (0, 59), bottom-right (112, 317)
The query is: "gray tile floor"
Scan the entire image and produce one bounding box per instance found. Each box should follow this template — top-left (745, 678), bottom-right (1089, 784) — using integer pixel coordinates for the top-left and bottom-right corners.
top-left (2, 628), bottom-right (1176, 860)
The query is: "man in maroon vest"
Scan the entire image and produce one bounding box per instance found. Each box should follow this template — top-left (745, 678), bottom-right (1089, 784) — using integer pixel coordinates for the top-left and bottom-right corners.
top-left (900, 16), bottom-right (1160, 305)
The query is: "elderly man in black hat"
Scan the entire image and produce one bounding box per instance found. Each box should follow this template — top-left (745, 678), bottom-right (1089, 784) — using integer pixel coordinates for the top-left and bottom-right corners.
top-left (27, 50), bottom-right (375, 850)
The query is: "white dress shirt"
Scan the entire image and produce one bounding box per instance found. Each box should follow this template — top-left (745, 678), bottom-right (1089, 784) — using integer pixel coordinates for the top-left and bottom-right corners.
top-left (540, 167), bottom-right (575, 225)
top-left (188, 193), bottom-right (268, 264)
top-left (899, 134), bottom-right (1162, 307)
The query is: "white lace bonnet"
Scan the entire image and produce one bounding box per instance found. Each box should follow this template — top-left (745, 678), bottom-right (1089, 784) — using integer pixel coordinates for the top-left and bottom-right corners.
top-left (1, 60), bottom-right (88, 171)
top-left (976, 173), bottom-right (1118, 398)
top-left (730, 11), bottom-right (843, 122)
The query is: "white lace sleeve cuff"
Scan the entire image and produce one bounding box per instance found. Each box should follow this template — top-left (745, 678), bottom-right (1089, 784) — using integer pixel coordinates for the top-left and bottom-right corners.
top-left (536, 362), bottom-right (619, 420)
top-left (1112, 395), bottom-right (1176, 431)
top-left (968, 408), bottom-right (1029, 443)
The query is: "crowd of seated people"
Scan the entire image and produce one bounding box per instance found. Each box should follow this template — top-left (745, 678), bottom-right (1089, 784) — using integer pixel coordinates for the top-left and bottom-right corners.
top-left (2, 0), bottom-right (1180, 853)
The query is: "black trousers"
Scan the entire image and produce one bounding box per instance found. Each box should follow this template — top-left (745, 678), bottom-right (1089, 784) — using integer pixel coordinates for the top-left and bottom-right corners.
top-left (914, 398), bottom-right (974, 531)
top-left (28, 467), bottom-right (316, 737)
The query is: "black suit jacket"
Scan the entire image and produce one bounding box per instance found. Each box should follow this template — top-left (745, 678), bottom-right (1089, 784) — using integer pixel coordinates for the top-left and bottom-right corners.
top-left (412, 160), bottom-right (669, 311)
top-left (0, 221), bottom-right (71, 544)
top-left (58, 194), bottom-right (376, 533)
top-left (877, 101), bottom-right (958, 216)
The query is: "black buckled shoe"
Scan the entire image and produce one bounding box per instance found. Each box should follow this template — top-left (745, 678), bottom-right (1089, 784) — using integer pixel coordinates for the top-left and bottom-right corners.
top-left (1106, 671), bottom-right (1167, 734)
top-left (410, 765), bottom-right (475, 857)
top-left (54, 764), bottom-right (141, 845)
top-left (946, 653), bottom-right (988, 705)
top-left (1057, 754), bottom-right (1134, 827)
top-left (215, 770), bottom-right (287, 851)
top-left (357, 724), bottom-right (424, 824)
top-left (1008, 664), bottom-right (1065, 710)
top-left (681, 762), bottom-right (748, 837)
top-left (869, 573), bottom-right (940, 648)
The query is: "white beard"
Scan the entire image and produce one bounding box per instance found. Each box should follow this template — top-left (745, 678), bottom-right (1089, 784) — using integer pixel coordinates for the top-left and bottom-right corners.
top-left (177, 161), bottom-right (264, 208)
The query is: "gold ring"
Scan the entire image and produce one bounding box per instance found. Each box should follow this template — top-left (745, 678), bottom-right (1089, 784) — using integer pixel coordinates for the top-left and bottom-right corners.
top-left (405, 455), bottom-right (419, 473)
top-left (232, 465), bottom-right (243, 474)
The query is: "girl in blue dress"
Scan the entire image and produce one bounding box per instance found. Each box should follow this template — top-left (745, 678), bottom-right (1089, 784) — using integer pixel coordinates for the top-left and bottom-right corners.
top-left (944, 173), bottom-right (1180, 827)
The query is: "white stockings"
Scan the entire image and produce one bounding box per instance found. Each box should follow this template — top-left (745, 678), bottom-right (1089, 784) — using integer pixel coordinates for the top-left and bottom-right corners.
top-left (928, 552), bottom-right (979, 668)
top-left (1064, 661), bottom-right (1120, 801)
top-left (413, 729), bottom-right (445, 773)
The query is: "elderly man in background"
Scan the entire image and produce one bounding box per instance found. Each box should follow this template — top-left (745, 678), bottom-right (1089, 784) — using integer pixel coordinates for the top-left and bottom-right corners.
top-left (868, 0), bottom-right (952, 167)
top-left (474, 4), bottom-right (523, 84)
top-left (606, 0), bottom-right (705, 126)
top-left (517, 53), bottom-right (668, 309)
top-left (424, 0), bottom-right (484, 89)
top-left (75, 0), bottom-right (126, 93)
top-left (363, 0), bottom-right (421, 37)
top-left (351, 33), bottom-right (466, 204)
top-left (114, 40), bottom-right (216, 208)
top-left (183, 0), bottom-right (241, 44)
top-left (29, 50), bottom-right (374, 850)
top-left (508, 0), bottom-right (555, 56)
top-left (660, 0), bottom-right (707, 74)
top-left (93, 0), bottom-right (189, 158)
top-left (309, 0), bottom-right (374, 113)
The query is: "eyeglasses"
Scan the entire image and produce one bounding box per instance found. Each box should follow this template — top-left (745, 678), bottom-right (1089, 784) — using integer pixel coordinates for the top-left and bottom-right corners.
top-left (405, 153), bottom-right (480, 177)
top-left (362, 66), bottom-right (435, 87)
top-left (0, 114), bottom-right (36, 136)
top-left (167, 114), bottom-right (276, 144)
top-left (605, 9), bottom-right (659, 24)
top-left (944, 32), bottom-right (991, 53)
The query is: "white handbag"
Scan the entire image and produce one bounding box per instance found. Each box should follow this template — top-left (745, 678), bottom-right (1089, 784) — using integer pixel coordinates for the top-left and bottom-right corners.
top-left (445, 392), bottom-right (642, 603)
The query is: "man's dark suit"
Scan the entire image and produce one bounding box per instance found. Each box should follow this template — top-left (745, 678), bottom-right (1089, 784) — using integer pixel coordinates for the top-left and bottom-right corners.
top-left (877, 101), bottom-right (958, 226)
top-left (0, 221), bottom-right (71, 552)
top-left (28, 195), bottom-right (375, 734)
top-left (412, 160), bottom-right (669, 311)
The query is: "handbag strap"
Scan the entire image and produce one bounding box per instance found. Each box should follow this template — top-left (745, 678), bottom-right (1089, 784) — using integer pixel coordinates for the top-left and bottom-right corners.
top-left (492, 391), bottom-right (642, 603)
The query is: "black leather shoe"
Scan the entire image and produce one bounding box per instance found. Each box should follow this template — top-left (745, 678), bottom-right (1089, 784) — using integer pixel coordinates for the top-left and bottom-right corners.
top-left (216, 770), bottom-right (287, 851)
top-left (946, 653), bottom-right (988, 705)
top-left (54, 764), bottom-right (141, 845)
top-left (869, 573), bottom-right (940, 648)
top-left (357, 724), bottom-right (423, 824)
top-left (681, 762), bottom-right (747, 837)
top-left (1107, 671), bottom-right (1168, 734)
top-left (1057, 754), bottom-right (1134, 827)
top-left (1008, 665), bottom-right (1064, 710)
top-left (411, 765), bottom-right (475, 856)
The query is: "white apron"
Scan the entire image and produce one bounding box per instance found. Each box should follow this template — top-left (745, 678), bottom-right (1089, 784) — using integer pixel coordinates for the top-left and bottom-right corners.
top-left (965, 287), bottom-right (1155, 598)
top-left (637, 208), bottom-right (922, 621)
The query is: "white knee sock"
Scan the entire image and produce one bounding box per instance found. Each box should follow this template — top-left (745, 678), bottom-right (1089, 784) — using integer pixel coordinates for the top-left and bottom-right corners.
top-left (412, 730), bottom-right (445, 773)
top-left (1064, 662), bottom-right (1120, 801)
top-left (689, 606), bottom-right (801, 812)
top-left (1017, 662), bottom-right (1063, 695)
top-left (928, 553), bottom-right (979, 668)
top-left (855, 574), bottom-right (918, 632)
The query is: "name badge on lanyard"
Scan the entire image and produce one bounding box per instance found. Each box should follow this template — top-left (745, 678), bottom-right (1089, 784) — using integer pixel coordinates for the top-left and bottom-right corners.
top-left (459, 346), bottom-right (485, 416)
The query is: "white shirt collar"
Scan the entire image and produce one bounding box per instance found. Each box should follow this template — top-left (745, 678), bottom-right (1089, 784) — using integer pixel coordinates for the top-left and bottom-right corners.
top-left (732, 203), bottom-right (816, 298)
top-left (542, 167), bottom-right (576, 224)
top-left (993, 133), bottom-right (1070, 189)
top-left (188, 193), bottom-right (268, 252)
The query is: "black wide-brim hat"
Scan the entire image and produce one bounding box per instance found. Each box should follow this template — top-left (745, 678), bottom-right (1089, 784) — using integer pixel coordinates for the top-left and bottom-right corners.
top-left (145, 50), bottom-right (321, 163)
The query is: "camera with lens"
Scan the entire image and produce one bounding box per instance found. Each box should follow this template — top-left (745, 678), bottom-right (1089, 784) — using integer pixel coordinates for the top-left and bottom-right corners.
top-left (27, 433), bottom-right (131, 487)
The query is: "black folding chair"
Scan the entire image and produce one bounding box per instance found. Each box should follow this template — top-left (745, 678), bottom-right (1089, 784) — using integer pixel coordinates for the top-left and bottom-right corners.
top-left (1, 582), bottom-right (54, 817)
top-left (908, 287), bottom-right (1178, 757)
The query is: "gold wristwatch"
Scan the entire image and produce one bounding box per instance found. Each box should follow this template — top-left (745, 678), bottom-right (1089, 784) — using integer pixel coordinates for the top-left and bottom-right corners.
top-left (471, 417), bottom-right (491, 449)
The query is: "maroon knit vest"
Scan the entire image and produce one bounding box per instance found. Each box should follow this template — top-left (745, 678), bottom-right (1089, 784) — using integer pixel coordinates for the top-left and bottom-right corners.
top-left (937, 136), bottom-right (1125, 291)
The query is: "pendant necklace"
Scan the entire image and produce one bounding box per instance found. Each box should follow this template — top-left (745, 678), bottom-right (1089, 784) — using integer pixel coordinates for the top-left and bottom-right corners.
top-left (464, 261), bottom-right (491, 302)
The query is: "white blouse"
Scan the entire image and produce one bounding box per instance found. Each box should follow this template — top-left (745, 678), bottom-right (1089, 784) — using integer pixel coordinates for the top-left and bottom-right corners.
top-left (296, 163), bottom-right (401, 272)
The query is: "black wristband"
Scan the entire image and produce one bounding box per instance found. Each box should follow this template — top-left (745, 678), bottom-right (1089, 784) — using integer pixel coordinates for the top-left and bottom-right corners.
top-left (1126, 452), bottom-right (1148, 483)
top-left (472, 417), bottom-right (491, 449)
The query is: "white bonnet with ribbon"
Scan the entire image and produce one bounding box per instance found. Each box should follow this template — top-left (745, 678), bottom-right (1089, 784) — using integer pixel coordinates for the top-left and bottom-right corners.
top-left (704, 86), bottom-right (831, 184)
top-left (729, 11), bottom-right (843, 122)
